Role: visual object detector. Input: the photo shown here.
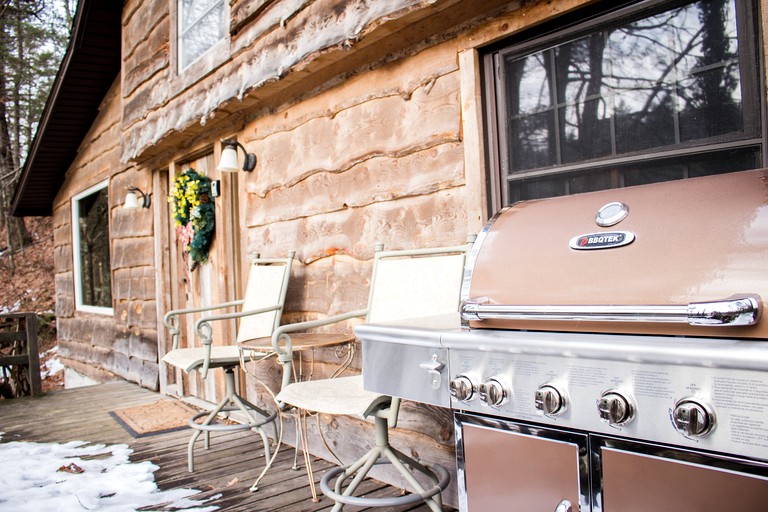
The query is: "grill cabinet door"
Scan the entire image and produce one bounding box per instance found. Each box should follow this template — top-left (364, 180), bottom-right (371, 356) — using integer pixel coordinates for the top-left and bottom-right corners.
top-left (458, 416), bottom-right (588, 511)
top-left (600, 444), bottom-right (768, 511)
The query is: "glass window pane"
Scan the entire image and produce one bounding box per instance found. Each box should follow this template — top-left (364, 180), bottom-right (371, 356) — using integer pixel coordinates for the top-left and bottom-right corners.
top-left (509, 175), bottom-right (567, 203)
top-left (509, 146), bottom-right (761, 202)
top-left (78, 188), bottom-right (112, 308)
top-left (568, 169), bottom-right (615, 194)
top-left (180, 0), bottom-right (225, 69)
top-left (678, 64), bottom-right (743, 140)
top-left (556, 35), bottom-right (613, 163)
top-left (560, 100), bottom-right (613, 163)
top-left (510, 53), bottom-right (551, 115)
top-left (180, 0), bottom-right (220, 29)
top-left (510, 111), bottom-right (556, 171)
top-left (614, 98), bottom-right (677, 153)
top-left (507, 53), bottom-right (557, 171)
top-left (606, 8), bottom-right (682, 153)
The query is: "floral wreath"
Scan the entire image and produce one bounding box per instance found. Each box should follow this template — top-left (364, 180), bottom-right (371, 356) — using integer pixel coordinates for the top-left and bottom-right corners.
top-left (168, 168), bottom-right (215, 270)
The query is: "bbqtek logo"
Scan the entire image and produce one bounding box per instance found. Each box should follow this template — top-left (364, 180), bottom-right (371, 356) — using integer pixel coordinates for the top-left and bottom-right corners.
top-left (569, 231), bottom-right (635, 250)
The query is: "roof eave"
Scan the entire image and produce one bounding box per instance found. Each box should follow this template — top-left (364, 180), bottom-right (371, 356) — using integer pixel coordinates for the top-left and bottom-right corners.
top-left (10, 0), bottom-right (121, 217)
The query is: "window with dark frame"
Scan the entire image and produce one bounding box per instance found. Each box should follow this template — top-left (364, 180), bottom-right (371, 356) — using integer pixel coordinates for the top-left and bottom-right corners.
top-left (485, 0), bottom-right (763, 210)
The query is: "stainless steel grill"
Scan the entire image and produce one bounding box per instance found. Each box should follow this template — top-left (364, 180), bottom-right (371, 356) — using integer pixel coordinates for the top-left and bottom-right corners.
top-left (356, 169), bottom-right (768, 512)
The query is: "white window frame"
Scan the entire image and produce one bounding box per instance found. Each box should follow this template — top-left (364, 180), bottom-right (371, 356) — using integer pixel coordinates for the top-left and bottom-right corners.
top-left (72, 180), bottom-right (113, 315)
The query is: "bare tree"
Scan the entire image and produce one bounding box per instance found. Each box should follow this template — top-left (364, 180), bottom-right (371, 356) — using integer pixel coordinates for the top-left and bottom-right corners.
top-left (0, 0), bottom-right (74, 264)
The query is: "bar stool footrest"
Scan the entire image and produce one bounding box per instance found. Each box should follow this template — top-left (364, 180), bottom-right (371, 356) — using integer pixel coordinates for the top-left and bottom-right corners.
top-left (320, 458), bottom-right (449, 508)
top-left (189, 407), bottom-right (277, 432)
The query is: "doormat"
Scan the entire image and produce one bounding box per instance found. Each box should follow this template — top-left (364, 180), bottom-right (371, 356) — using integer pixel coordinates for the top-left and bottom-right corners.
top-left (109, 399), bottom-right (198, 438)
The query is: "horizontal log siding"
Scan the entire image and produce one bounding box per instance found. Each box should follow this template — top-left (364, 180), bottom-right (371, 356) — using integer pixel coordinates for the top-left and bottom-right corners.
top-left (52, 78), bottom-right (159, 389)
top-left (227, 34), bottom-right (478, 505)
top-left (51, 0), bottom-right (601, 505)
top-left (119, 0), bottom-right (543, 163)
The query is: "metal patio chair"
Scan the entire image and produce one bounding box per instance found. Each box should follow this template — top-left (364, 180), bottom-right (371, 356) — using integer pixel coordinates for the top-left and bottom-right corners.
top-left (162, 252), bottom-right (294, 472)
top-left (272, 240), bottom-right (473, 511)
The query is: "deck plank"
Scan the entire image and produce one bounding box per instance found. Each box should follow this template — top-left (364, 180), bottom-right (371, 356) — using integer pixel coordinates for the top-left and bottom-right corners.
top-left (0, 380), bottom-right (448, 511)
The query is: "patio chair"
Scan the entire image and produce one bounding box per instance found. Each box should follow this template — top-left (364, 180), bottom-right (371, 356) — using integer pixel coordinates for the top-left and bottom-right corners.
top-left (272, 240), bottom-right (473, 511)
top-left (162, 251), bottom-right (295, 472)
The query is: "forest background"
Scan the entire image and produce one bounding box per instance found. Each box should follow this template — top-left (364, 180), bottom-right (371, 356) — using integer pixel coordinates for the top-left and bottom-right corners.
top-left (1, 0), bottom-right (78, 392)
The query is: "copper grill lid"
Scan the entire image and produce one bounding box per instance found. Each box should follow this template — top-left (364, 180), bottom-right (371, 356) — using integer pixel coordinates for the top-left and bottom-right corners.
top-left (462, 169), bottom-right (767, 338)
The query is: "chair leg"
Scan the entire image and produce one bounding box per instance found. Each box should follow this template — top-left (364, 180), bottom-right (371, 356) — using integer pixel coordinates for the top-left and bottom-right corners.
top-left (292, 413), bottom-right (301, 471)
top-left (230, 391), bottom-right (272, 464)
top-left (298, 408), bottom-right (320, 502)
top-left (187, 367), bottom-right (277, 473)
top-left (320, 415), bottom-right (449, 511)
top-left (330, 446), bottom-right (383, 512)
top-left (382, 445), bottom-right (443, 512)
top-left (188, 393), bottom-right (230, 472)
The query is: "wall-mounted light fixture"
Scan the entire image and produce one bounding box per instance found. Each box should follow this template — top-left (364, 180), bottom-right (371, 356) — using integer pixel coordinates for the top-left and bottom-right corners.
top-left (124, 186), bottom-right (151, 209)
top-left (217, 138), bottom-right (256, 173)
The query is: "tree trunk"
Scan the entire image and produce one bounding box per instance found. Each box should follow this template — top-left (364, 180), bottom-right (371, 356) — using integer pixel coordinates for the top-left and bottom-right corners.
top-left (0, 43), bottom-right (30, 258)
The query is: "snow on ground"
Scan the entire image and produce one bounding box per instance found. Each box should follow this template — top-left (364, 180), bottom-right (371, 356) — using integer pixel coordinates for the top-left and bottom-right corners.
top-left (0, 433), bottom-right (218, 511)
top-left (39, 345), bottom-right (64, 379)
top-left (0, 300), bottom-right (22, 314)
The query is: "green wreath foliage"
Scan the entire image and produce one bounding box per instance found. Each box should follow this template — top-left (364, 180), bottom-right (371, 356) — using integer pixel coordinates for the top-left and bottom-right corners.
top-left (168, 168), bottom-right (215, 268)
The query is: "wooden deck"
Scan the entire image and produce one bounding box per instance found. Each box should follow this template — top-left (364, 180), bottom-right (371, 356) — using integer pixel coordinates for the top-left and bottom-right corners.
top-left (0, 380), bottom-right (451, 511)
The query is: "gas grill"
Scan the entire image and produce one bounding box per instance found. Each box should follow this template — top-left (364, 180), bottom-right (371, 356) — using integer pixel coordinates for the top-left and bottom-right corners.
top-left (356, 169), bottom-right (768, 511)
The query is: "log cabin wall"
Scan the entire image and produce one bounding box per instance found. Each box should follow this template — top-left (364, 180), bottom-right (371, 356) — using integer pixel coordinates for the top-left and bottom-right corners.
top-left (43, 0), bottom-right (768, 504)
top-left (225, 3), bottom-right (600, 501)
top-left (47, 0), bottom-right (601, 505)
top-left (112, 0), bottom-right (600, 505)
top-left (52, 78), bottom-right (158, 389)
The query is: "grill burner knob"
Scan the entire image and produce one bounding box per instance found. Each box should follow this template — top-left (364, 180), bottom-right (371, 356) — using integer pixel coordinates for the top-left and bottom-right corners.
top-left (598, 390), bottom-right (635, 426)
top-left (449, 374), bottom-right (477, 403)
top-left (479, 377), bottom-right (508, 407)
top-left (535, 384), bottom-right (567, 416)
top-left (672, 398), bottom-right (716, 437)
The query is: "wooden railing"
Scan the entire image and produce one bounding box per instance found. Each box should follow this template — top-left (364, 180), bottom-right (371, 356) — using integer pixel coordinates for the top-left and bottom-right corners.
top-left (0, 313), bottom-right (41, 398)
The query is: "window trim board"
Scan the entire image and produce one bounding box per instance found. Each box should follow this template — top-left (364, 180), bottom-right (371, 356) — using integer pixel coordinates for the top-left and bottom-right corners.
top-left (71, 179), bottom-right (114, 316)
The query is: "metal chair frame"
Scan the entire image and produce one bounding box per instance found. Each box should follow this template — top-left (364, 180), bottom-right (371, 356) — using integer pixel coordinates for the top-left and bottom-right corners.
top-left (162, 252), bottom-right (295, 473)
top-left (272, 239), bottom-right (474, 510)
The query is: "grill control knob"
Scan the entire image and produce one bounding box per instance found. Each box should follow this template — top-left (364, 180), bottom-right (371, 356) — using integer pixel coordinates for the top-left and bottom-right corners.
top-left (479, 377), bottom-right (508, 407)
top-left (672, 398), bottom-right (716, 437)
top-left (449, 374), bottom-right (477, 403)
top-left (535, 384), bottom-right (567, 416)
top-left (598, 390), bottom-right (635, 426)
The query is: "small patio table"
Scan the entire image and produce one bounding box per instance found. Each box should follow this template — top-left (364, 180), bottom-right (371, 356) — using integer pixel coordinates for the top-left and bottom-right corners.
top-left (239, 332), bottom-right (356, 499)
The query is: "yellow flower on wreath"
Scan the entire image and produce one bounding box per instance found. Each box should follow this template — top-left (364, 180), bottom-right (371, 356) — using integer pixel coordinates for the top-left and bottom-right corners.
top-left (167, 168), bottom-right (216, 270)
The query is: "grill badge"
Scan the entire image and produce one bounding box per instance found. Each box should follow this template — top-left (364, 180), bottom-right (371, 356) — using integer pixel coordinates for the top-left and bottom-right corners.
top-left (569, 231), bottom-right (635, 250)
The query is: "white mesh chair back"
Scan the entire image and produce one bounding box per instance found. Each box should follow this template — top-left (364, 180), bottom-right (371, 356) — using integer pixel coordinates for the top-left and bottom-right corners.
top-left (367, 247), bottom-right (468, 324)
top-left (236, 259), bottom-right (292, 343)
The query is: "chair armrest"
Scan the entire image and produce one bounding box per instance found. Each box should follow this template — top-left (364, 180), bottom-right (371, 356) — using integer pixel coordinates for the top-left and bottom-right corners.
top-left (271, 308), bottom-right (368, 354)
top-left (194, 304), bottom-right (284, 379)
top-left (194, 304), bottom-right (284, 343)
top-left (163, 300), bottom-right (246, 328)
top-left (163, 300), bottom-right (245, 350)
top-left (272, 308), bottom-right (368, 393)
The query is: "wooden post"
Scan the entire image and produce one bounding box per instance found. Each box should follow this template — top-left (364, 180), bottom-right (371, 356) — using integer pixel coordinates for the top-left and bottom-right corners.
top-left (24, 314), bottom-right (41, 396)
top-left (0, 313), bottom-right (42, 398)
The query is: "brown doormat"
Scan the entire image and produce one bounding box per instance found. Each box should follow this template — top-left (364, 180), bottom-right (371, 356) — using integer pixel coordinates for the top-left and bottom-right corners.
top-left (109, 399), bottom-right (198, 438)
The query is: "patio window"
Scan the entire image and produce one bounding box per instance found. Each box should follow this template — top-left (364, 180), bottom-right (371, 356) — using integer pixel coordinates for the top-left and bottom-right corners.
top-left (72, 181), bottom-right (113, 314)
top-left (484, 0), bottom-right (763, 209)
top-left (178, 0), bottom-right (227, 71)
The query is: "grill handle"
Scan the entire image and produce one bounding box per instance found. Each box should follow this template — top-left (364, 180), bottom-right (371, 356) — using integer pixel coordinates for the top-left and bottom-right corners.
top-left (461, 295), bottom-right (761, 327)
